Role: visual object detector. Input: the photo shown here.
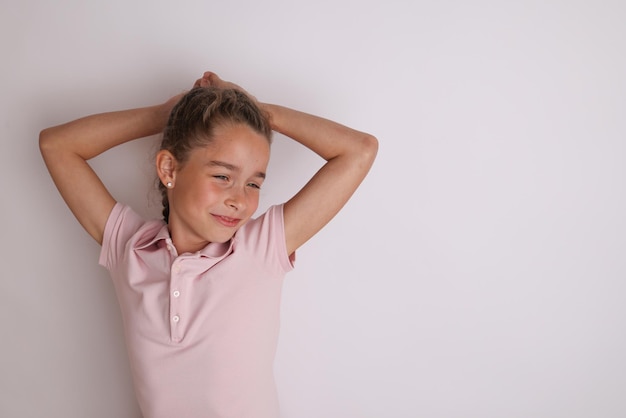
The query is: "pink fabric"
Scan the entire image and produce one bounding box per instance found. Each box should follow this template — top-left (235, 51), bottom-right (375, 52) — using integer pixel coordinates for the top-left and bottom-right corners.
top-left (99, 203), bottom-right (294, 418)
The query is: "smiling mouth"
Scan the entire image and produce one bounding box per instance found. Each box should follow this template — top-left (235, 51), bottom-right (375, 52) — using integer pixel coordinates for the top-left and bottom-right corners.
top-left (212, 214), bottom-right (241, 227)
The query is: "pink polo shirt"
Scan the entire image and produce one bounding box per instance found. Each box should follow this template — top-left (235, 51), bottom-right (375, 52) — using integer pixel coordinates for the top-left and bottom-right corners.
top-left (99, 203), bottom-right (294, 418)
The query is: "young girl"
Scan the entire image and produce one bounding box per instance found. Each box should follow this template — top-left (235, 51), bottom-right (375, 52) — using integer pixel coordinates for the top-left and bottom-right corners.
top-left (40, 71), bottom-right (377, 418)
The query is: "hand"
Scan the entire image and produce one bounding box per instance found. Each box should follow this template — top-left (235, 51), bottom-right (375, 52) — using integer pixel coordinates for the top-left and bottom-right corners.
top-left (158, 91), bottom-right (186, 123)
top-left (160, 72), bottom-right (260, 125)
top-left (193, 71), bottom-right (259, 103)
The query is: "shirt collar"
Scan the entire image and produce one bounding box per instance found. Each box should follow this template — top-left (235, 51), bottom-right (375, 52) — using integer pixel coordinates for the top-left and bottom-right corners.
top-left (134, 223), bottom-right (234, 259)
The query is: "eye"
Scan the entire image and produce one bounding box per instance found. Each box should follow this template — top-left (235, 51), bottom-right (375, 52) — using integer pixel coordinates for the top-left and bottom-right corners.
top-left (213, 175), bottom-right (229, 181)
top-left (247, 182), bottom-right (261, 190)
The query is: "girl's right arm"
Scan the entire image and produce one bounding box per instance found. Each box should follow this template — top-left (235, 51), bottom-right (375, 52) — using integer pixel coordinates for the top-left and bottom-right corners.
top-left (39, 97), bottom-right (178, 244)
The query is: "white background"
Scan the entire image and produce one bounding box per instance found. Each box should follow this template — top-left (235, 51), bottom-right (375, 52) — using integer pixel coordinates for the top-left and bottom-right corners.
top-left (2, 0), bottom-right (626, 417)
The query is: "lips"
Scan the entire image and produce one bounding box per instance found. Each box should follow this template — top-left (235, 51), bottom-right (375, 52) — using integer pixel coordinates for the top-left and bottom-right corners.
top-left (212, 214), bottom-right (241, 228)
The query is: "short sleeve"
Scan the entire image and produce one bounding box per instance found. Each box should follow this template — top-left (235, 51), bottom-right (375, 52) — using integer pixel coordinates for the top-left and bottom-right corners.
top-left (99, 203), bottom-right (146, 270)
top-left (235, 204), bottom-right (295, 274)
top-left (270, 204), bottom-right (296, 271)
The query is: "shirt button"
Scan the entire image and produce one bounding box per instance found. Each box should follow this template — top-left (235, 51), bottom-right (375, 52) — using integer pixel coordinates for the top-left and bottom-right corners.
top-left (172, 315), bottom-right (180, 323)
top-left (173, 290), bottom-right (180, 298)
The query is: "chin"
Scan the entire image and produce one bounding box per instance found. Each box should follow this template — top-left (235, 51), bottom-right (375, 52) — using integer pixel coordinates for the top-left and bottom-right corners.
top-left (211, 231), bottom-right (238, 244)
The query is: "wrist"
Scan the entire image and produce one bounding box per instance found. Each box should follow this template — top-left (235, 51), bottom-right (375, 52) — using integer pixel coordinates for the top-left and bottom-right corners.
top-left (157, 92), bottom-right (185, 125)
top-left (259, 103), bottom-right (281, 131)
top-left (152, 100), bottom-right (175, 132)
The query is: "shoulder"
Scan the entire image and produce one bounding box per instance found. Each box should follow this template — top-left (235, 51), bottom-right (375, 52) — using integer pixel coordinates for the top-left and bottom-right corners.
top-left (236, 204), bottom-right (285, 242)
top-left (233, 204), bottom-right (294, 271)
top-left (104, 203), bottom-right (144, 233)
top-left (99, 203), bottom-right (166, 268)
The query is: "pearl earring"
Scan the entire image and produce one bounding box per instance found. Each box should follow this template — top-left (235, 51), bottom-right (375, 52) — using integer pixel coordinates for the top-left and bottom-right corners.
top-left (166, 182), bottom-right (173, 188)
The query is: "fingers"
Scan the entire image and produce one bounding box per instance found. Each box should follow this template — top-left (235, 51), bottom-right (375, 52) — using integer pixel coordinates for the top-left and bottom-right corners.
top-left (194, 72), bottom-right (251, 98)
top-left (201, 72), bottom-right (220, 88)
top-left (191, 71), bottom-right (260, 106)
top-left (192, 72), bottom-right (220, 89)
top-left (203, 71), bottom-right (218, 83)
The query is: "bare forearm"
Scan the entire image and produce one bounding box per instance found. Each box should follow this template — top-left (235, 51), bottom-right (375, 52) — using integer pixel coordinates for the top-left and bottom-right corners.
top-left (40, 103), bottom-right (171, 160)
top-left (259, 102), bottom-right (377, 254)
top-left (260, 103), bottom-right (377, 162)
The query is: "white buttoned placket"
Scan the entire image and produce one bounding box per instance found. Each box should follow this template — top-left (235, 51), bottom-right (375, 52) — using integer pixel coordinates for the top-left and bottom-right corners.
top-left (167, 239), bottom-right (184, 343)
top-left (170, 259), bottom-right (184, 342)
top-left (163, 237), bottom-right (234, 344)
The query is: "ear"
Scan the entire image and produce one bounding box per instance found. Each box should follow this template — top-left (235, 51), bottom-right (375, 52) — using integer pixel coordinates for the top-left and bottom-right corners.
top-left (156, 150), bottom-right (178, 186)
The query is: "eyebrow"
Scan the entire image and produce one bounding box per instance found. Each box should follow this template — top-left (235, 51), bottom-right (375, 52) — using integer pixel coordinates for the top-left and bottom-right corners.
top-left (208, 160), bottom-right (266, 179)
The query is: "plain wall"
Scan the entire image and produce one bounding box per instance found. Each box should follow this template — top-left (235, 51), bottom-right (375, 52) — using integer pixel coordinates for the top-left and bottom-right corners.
top-left (2, 0), bottom-right (626, 417)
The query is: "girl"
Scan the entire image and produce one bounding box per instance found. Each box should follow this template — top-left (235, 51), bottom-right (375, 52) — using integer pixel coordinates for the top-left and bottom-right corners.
top-left (40, 71), bottom-right (377, 418)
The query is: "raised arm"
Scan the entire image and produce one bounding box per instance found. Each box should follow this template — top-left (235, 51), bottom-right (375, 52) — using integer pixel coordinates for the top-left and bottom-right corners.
top-left (263, 104), bottom-right (378, 255)
top-left (39, 95), bottom-right (180, 244)
top-left (185, 71), bottom-right (378, 255)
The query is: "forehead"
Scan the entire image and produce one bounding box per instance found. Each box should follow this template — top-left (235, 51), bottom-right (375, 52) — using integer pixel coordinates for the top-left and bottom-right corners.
top-left (190, 124), bottom-right (270, 169)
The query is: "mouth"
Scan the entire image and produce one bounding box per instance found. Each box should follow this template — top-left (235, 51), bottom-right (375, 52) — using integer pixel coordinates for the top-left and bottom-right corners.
top-left (212, 214), bottom-right (241, 228)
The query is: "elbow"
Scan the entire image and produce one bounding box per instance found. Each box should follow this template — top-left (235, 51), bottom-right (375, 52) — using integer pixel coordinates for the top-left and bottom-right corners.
top-left (39, 126), bottom-right (68, 160)
top-left (360, 133), bottom-right (379, 166)
top-left (38, 128), bottom-right (53, 157)
top-left (38, 127), bottom-right (58, 156)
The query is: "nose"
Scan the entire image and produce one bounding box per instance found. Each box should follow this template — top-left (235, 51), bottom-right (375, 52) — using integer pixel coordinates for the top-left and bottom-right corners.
top-left (225, 188), bottom-right (246, 211)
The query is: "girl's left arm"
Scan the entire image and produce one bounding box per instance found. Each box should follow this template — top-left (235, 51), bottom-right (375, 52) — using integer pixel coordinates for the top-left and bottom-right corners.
top-left (261, 103), bottom-right (378, 255)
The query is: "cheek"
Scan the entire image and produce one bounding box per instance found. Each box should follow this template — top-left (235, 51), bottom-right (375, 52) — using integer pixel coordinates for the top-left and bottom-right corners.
top-left (176, 180), bottom-right (219, 206)
top-left (200, 185), bottom-right (224, 206)
top-left (247, 193), bottom-right (261, 211)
